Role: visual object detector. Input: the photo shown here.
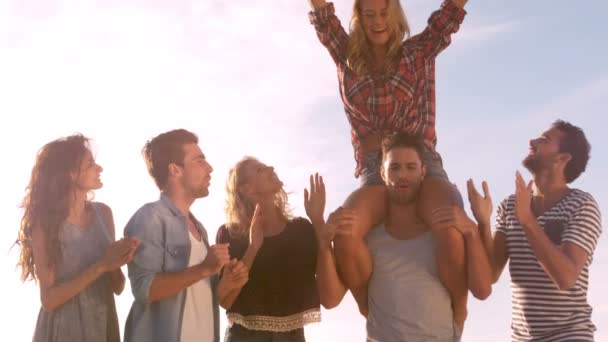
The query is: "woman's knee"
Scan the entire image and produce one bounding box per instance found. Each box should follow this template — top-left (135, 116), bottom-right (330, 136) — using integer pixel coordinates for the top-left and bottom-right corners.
top-left (342, 186), bottom-right (387, 233)
top-left (419, 177), bottom-right (464, 212)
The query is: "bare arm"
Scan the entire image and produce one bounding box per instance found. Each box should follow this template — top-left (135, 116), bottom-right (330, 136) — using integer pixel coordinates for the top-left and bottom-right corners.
top-left (478, 223), bottom-right (509, 284)
top-left (218, 282), bottom-right (240, 310)
top-left (217, 260), bottom-right (249, 309)
top-left (314, 223), bottom-right (348, 309)
top-left (32, 225), bottom-right (133, 312)
top-left (433, 207), bottom-right (492, 299)
top-left (98, 203), bottom-right (130, 295)
top-left (241, 244), bottom-right (261, 270)
top-left (514, 172), bottom-right (596, 290)
top-left (463, 229), bottom-right (492, 299)
top-left (148, 243), bottom-right (230, 303)
top-left (305, 174), bottom-right (351, 309)
top-left (215, 207), bottom-right (263, 308)
top-left (217, 247), bottom-right (257, 309)
top-left (308, 0), bottom-right (328, 10)
top-left (519, 220), bottom-right (588, 290)
top-left (467, 180), bottom-right (509, 284)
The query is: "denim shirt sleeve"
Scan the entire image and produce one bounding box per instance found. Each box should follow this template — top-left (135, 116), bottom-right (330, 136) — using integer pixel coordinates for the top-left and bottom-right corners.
top-left (124, 204), bottom-right (165, 303)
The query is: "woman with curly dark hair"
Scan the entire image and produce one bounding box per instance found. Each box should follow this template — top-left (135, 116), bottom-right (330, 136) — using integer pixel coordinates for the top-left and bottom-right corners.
top-left (16, 134), bottom-right (139, 342)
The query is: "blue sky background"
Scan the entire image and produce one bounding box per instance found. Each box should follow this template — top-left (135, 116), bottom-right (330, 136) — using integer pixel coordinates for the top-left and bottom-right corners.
top-left (1, 0), bottom-right (606, 340)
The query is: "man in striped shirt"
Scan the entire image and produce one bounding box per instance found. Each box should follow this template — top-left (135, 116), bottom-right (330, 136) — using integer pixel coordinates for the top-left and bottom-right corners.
top-left (467, 120), bottom-right (602, 341)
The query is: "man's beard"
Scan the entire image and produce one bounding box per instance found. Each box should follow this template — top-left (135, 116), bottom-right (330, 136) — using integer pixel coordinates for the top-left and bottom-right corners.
top-left (387, 185), bottom-right (419, 205)
top-left (182, 178), bottom-right (209, 199)
top-left (523, 154), bottom-right (554, 175)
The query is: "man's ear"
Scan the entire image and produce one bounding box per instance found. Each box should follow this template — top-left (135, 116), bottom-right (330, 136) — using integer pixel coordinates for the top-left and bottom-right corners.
top-left (168, 163), bottom-right (182, 178)
top-left (558, 152), bottom-right (572, 166)
top-left (70, 170), bottom-right (78, 183)
top-left (421, 164), bottom-right (427, 179)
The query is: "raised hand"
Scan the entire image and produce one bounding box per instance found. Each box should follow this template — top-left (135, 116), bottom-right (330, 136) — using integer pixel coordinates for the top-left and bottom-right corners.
top-left (304, 173), bottom-right (326, 226)
top-left (249, 204), bottom-right (264, 250)
top-left (202, 243), bottom-right (231, 275)
top-left (515, 171), bottom-right (534, 227)
top-left (431, 206), bottom-right (478, 237)
top-left (467, 179), bottom-right (493, 225)
top-left (316, 207), bottom-right (356, 249)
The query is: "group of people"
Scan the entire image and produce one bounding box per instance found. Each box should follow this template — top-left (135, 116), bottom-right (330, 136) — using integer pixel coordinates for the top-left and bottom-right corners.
top-left (15, 0), bottom-right (602, 341)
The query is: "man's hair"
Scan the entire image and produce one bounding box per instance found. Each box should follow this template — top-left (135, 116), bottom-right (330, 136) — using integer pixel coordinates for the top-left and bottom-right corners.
top-left (552, 120), bottom-right (591, 183)
top-left (381, 132), bottom-right (426, 164)
top-left (142, 129), bottom-right (198, 190)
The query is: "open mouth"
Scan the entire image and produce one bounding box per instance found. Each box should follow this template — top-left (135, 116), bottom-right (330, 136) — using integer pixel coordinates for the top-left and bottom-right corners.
top-left (372, 28), bottom-right (387, 34)
top-left (397, 183), bottom-right (409, 190)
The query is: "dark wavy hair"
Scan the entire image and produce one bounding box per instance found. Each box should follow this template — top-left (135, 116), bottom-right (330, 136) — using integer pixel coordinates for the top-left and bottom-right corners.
top-left (16, 134), bottom-right (92, 282)
top-left (552, 120), bottom-right (591, 183)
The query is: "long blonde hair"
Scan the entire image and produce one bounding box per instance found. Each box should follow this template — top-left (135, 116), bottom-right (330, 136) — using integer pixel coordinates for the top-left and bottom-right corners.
top-left (224, 157), bottom-right (292, 239)
top-left (346, 0), bottom-right (410, 76)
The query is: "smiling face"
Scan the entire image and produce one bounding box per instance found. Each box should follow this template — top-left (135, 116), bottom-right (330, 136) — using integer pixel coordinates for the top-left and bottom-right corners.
top-left (381, 146), bottom-right (426, 205)
top-left (523, 127), bottom-right (568, 177)
top-left (359, 0), bottom-right (391, 47)
top-left (239, 159), bottom-right (283, 202)
top-left (73, 149), bottom-right (103, 192)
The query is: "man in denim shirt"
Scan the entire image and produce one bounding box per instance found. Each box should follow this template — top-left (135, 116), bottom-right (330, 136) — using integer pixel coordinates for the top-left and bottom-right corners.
top-left (123, 129), bottom-right (244, 342)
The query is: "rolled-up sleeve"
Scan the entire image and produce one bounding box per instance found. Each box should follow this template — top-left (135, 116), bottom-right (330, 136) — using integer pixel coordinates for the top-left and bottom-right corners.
top-left (309, 2), bottom-right (349, 65)
top-left (124, 206), bottom-right (165, 303)
top-left (406, 0), bottom-right (466, 59)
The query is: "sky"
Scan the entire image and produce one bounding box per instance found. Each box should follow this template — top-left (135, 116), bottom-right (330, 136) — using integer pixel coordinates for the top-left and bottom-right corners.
top-left (1, 0), bottom-right (607, 341)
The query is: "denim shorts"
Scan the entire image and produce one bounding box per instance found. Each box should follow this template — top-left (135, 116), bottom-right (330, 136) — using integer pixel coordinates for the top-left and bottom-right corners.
top-left (359, 146), bottom-right (449, 187)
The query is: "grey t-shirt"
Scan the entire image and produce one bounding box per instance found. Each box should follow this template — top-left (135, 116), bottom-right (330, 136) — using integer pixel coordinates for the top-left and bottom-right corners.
top-left (366, 225), bottom-right (460, 342)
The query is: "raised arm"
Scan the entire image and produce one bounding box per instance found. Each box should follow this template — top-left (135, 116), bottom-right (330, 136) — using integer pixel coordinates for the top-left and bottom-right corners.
top-left (215, 209), bottom-right (263, 309)
top-left (241, 205), bottom-right (264, 270)
top-left (308, 2), bottom-right (349, 66)
top-left (432, 205), bottom-right (492, 300)
top-left (407, 0), bottom-right (467, 59)
top-left (467, 180), bottom-right (509, 283)
top-left (305, 173), bottom-right (349, 309)
top-left (514, 172), bottom-right (602, 290)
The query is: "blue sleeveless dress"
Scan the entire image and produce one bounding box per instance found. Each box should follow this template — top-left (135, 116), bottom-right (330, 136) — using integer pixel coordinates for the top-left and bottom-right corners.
top-left (33, 202), bottom-right (120, 342)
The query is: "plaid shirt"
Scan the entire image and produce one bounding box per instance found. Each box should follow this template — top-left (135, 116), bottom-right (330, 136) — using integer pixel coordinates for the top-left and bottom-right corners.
top-left (309, 1), bottom-right (466, 178)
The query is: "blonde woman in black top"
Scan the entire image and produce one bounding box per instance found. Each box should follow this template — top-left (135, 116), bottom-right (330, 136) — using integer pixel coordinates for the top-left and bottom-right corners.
top-left (216, 157), bottom-right (350, 342)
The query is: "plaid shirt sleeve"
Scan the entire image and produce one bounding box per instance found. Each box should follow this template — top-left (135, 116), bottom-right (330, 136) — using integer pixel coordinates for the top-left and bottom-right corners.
top-left (308, 3), bottom-right (349, 65)
top-left (406, 0), bottom-right (466, 59)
